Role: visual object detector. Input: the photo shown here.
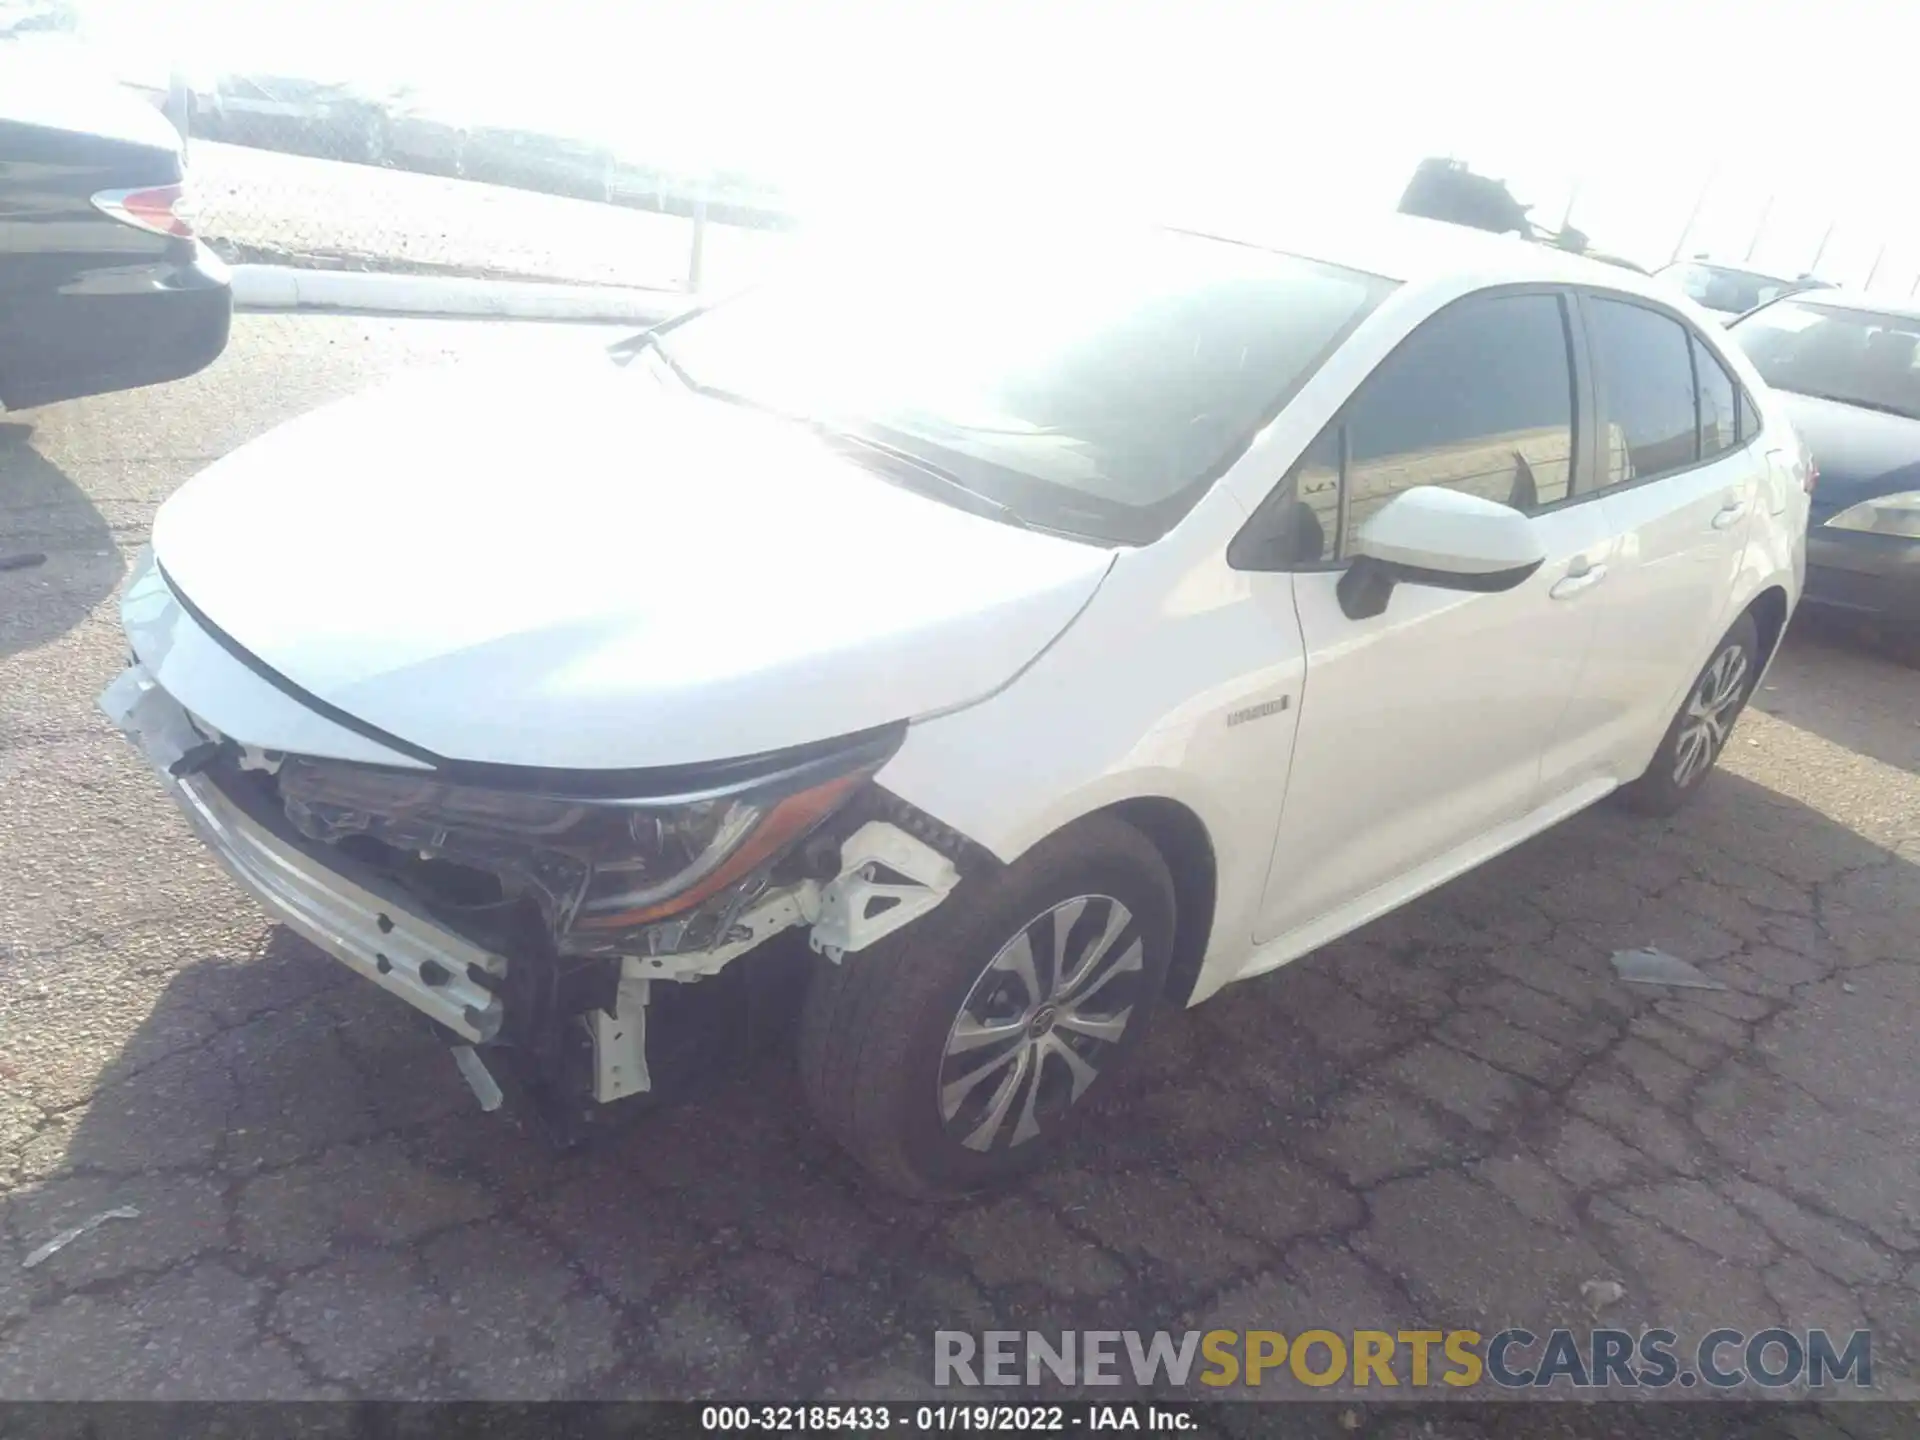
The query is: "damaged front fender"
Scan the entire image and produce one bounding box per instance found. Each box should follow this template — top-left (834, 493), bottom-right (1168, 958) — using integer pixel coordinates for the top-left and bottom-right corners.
top-left (809, 820), bottom-right (962, 961)
top-left (588, 813), bottom-right (964, 1102)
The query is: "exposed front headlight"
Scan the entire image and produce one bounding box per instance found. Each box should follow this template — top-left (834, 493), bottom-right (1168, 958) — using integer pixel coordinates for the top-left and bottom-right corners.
top-left (276, 731), bottom-right (899, 953)
top-left (1825, 490), bottom-right (1920, 538)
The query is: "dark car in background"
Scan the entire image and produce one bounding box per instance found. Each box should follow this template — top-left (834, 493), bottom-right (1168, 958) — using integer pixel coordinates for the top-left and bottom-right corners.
top-left (188, 72), bottom-right (394, 166)
top-left (1658, 259), bottom-right (1834, 321)
top-left (1728, 293), bottom-right (1920, 631)
top-left (0, 42), bottom-right (231, 410)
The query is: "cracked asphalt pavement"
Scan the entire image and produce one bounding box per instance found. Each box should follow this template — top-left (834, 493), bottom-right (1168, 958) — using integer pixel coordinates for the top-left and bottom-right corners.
top-left (2, 316), bottom-right (1917, 1409)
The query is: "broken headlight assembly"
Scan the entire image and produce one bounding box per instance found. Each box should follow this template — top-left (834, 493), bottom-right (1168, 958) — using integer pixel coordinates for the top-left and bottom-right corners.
top-left (275, 730), bottom-right (901, 956)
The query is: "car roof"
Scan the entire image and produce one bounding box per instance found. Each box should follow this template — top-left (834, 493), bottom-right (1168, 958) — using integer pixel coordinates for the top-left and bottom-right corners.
top-left (1752, 289), bottom-right (1920, 324)
top-left (1178, 208), bottom-right (1673, 300)
top-left (0, 38), bottom-right (183, 152)
top-left (1670, 258), bottom-right (1797, 280)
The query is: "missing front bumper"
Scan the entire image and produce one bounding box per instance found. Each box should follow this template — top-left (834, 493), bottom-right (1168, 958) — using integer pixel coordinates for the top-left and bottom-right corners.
top-left (99, 664), bottom-right (508, 1043)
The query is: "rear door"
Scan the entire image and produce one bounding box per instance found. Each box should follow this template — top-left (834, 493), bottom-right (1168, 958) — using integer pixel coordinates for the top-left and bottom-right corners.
top-left (1563, 292), bottom-right (1763, 781)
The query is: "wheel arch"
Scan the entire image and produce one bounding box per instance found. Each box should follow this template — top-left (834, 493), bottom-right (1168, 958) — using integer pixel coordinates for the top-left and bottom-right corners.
top-left (1076, 795), bottom-right (1219, 1008)
top-left (877, 750), bottom-right (1250, 1009)
top-left (1745, 583), bottom-right (1792, 670)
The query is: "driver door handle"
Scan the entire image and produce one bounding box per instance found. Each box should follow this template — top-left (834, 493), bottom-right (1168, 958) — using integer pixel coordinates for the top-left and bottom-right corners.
top-left (1549, 561), bottom-right (1607, 600)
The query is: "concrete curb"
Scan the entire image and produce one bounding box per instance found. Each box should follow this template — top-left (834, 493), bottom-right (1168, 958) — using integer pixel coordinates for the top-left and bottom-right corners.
top-left (230, 265), bottom-right (691, 324)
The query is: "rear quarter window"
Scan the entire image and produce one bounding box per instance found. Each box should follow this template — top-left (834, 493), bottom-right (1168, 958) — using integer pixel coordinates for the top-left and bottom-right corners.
top-left (1693, 335), bottom-right (1741, 460)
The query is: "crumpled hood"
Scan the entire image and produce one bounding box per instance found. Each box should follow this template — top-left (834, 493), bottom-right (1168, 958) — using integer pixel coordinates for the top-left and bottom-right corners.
top-left (151, 354), bottom-right (1115, 770)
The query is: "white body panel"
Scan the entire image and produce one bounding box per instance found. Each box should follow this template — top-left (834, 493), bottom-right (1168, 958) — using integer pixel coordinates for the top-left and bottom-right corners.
top-left (120, 547), bottom-right (429, 769)
top-left (1254, 500), bottom-right (1616, 945)
top-left (881, 258), bottom-right (1806, 1007)
top-left (124, 214), bottom-right (1809, 1022)
top-left (874, 487), bottom-right (1304, 1006)
top-left (151, 358), bottom-right (1114, 769)
top-left (1577, 450), bottom-right (1759, 782)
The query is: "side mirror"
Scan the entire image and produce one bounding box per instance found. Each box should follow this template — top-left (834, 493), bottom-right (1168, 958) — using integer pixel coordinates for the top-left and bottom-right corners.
top-left (1337, 486), bottom-right (1546, 620)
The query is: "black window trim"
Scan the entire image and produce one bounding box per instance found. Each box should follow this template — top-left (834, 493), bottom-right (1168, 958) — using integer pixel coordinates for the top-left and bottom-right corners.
top-left (1720, 304), bottom-right (1791, 449)
top-left (1736, 385), bottom-right (1764, 446)
top-left (1229, 281), bottom-right (1591, 573)
top-left (1571, 287), bottom-right (1765, 501)
top-left (1688, 327), bottom-right (1746, 464)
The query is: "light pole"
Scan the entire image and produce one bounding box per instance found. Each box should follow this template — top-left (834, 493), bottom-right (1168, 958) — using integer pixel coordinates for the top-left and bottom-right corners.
top-left (1744, 194), bottom-right (1775, 263)
top-left (166, 68), bottom-right (191, 157)
top-left (1865, 242), bottom-right (1889, 291)
top-left (686, 176), bottom-right (708, 294)
top-left (1670, 165), bottom-right (1719, 264)
top-left (1807, 221), bottom-right (1837, 276)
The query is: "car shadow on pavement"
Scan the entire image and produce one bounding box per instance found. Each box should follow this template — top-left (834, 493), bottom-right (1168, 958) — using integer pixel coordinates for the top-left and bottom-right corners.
top-left (0, 422), bottom-right (124, 662)
top-left (1751, 618), bottom-right (1920, 776)
top-left (5, 770), bottom-right (1916, 1400)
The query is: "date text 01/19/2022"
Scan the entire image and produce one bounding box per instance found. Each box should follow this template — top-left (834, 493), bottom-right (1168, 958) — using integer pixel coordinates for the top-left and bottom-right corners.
top-left (700, 1405), bottom-right (1197, 1431)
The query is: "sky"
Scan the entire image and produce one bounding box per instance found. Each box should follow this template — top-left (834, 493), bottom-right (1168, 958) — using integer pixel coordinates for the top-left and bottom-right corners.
top-left (59, 0), bottom-right (1920, 293)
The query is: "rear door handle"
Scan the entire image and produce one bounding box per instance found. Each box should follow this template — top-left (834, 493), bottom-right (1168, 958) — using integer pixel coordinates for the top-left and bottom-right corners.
top-left (1712, 498), bottom-right (1747, 529)
top-left (1549, 562), bottom-right (1607, 600)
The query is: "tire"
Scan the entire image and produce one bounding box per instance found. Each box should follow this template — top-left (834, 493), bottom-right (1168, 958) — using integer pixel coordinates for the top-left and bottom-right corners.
top-left (1618, 611), bottom-right (1761, 818)
top-left (799, 815), bottom-right (1176, 1199)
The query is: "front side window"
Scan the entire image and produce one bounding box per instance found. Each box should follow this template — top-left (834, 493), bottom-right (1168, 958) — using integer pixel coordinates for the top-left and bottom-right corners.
top-left (1335, 292), bottom-right (1577, 550)
top-left (649, 229), bottom-right (1395, 544)
top-left (1586, 298), bottom-right (1699, 486)
top-left (1729, 300), bottom-right (1920, 421)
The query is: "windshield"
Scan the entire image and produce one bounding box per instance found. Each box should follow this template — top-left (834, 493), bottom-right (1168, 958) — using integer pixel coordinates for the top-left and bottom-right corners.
top-left (649, 230), bottom-right (1394, 544)
top-left (1730, 300), bottom-right (1920, 420)
top-left (1660, 262), bottom-right (1797, 315)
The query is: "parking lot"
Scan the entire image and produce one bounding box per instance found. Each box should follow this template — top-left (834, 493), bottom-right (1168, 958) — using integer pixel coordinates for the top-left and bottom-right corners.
top-left (2, 315), bottom-right (1917, 1408)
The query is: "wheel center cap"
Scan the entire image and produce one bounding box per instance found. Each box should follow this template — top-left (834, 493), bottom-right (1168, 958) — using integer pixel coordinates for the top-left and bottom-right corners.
top-left (1027, 1005), bottom-right (1058, 1039)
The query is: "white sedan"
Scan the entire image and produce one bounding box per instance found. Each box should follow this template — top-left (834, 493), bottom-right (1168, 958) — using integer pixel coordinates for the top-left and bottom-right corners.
top-left (102, 215), bottom-right (1811, 1197)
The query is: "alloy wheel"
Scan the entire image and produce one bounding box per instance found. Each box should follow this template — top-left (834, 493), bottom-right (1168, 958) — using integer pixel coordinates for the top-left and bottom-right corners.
top-left (1673, 643), bottom-right (1750, 788)
top-left (936, 895), bottom-right (1145, 1152)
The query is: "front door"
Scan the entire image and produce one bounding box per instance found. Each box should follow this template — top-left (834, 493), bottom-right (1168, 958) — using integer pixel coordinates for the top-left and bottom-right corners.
top-left (1255, 289), bottom-right (1614, 945)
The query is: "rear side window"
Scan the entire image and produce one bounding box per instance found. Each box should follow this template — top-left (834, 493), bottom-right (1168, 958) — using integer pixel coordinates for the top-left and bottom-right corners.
top-left (1738, 388), bottom-right (1762, 441)
top-left (1693, 334), bottom-right (1740, 461)
top-left (1339, 293), bottom-right (1576, 546)
top-left (1586, 298), bottom-right (1699, 486)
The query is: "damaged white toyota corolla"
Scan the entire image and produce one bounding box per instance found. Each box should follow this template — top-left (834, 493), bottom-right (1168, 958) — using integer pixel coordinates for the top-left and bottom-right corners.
top-left (103, 218), bottom-right (1809, 1197)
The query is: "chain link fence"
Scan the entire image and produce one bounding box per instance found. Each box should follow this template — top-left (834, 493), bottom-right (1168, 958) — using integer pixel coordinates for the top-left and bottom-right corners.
top-left (0, 4), bottom-right (803, 296)
top-left (160, 73), bottom-right (797, 295)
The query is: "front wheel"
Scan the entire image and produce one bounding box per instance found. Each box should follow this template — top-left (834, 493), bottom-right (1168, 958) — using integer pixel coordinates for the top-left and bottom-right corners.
top-left (798, 816), bottom-right (1175, 1199)
top-left (1618, 612), bottom-right (1760, 817)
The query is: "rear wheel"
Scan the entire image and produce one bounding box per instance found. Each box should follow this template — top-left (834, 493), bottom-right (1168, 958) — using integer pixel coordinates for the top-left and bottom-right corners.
top-left (1618, 612), bottom-right (1760, 817)
top-left (799, 816), bottom-right (1174, 1199)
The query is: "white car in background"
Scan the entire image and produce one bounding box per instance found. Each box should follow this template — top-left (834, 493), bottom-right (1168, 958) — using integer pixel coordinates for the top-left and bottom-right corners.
top-left (102, 215), bottom-right (1810, 1198)
top-left (1655, 257), bottom-right (1836, 322)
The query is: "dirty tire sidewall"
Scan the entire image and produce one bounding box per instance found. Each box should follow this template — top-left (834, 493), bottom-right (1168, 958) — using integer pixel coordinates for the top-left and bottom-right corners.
top-left (799, 816), bottom-right (1175, 1200)
top-left (1620, 611), bottom-right (1761, 818)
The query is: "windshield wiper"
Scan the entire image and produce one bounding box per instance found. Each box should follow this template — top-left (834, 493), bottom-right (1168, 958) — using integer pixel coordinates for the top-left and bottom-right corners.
top-left (813, 427), bottom-right (1038, 531)
top-left (609, 328), bottom-right (699, 389)
top-left (608, 338), bottom-right (1094, 540)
